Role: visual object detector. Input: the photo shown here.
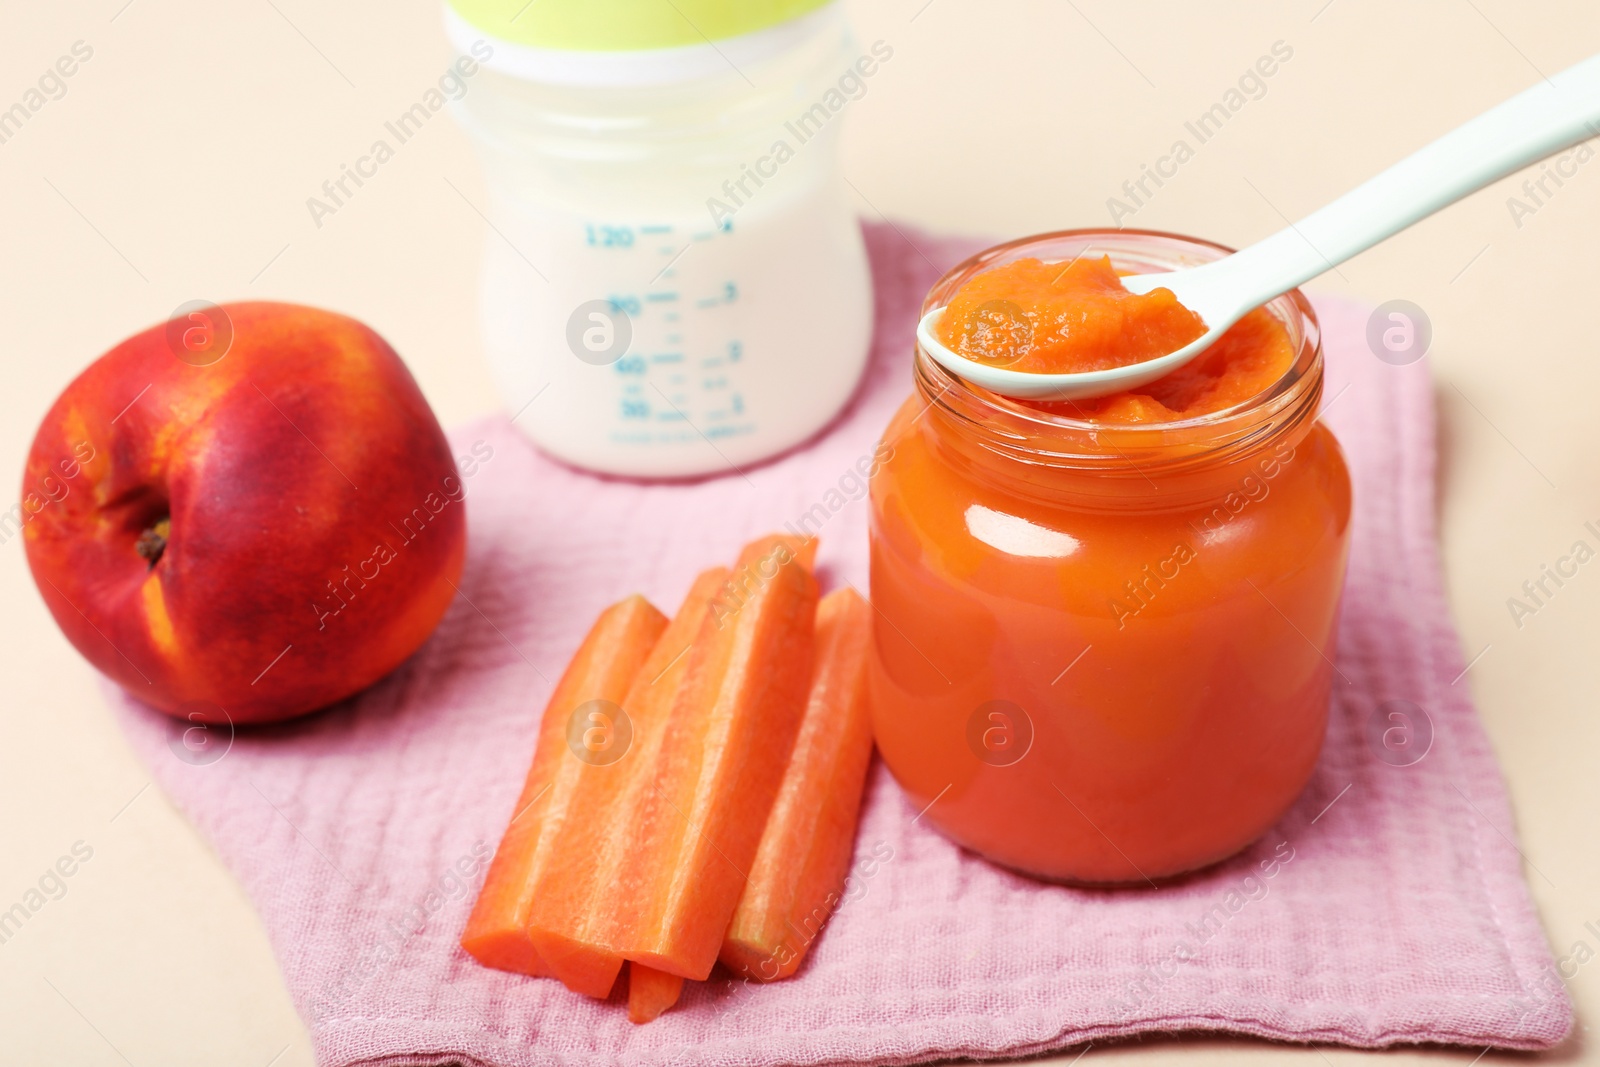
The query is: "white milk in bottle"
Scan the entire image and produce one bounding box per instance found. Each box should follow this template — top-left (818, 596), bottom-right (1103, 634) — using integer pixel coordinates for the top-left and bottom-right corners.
top-left (446, 0), bottom-right (876, 478)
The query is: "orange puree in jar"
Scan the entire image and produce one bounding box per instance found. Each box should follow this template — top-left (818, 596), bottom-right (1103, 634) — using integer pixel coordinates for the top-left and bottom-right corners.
top-left (868, 230), bottom-right (1352, 884)
top-left (938, 255), bottom-right (1297, 424)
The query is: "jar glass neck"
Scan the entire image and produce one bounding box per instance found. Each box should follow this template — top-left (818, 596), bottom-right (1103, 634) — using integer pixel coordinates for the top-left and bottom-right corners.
top-left (914, 361), bottom-right (1323, 512)
top-left (910, 229), bottom-right (1326, 514)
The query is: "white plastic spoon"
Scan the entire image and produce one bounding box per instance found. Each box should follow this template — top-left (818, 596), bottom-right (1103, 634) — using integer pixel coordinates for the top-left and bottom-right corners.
top-left (919, 52), bottom-right (1600, 400)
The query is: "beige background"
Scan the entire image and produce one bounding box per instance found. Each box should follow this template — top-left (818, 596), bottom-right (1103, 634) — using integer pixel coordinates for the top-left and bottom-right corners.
top-left (2, 0), bottom-right (1598, 1063)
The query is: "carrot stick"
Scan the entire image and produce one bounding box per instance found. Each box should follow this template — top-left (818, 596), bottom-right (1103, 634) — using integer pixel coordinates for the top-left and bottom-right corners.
top-left (525, 567), bottom-right (730, 996)
top-left (460, 594), bottom-right (667, 978)
top-left (626, 962), bottom-right (684, 1024)
top-left (603, 534), bottom-right (819, 980)
top-left (720, 587), bottom-right (875, 980)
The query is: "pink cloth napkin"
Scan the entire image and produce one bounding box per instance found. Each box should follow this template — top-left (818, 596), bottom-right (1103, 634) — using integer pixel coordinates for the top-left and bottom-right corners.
top-left (104, 223), bottom-right (1572, 1065)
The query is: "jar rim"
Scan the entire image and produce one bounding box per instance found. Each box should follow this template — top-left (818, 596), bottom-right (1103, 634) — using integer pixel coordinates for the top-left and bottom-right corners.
top-left (913, 228), bottom-right (1324, 475)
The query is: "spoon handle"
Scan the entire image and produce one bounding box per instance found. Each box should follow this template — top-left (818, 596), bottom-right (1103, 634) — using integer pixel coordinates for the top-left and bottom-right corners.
top-left (1215, 52), bottom-right (1600, 309)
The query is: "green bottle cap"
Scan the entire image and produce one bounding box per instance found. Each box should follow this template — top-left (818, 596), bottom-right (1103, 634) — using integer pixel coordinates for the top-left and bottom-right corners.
top-left (448, 0), bottom-right (832, 51)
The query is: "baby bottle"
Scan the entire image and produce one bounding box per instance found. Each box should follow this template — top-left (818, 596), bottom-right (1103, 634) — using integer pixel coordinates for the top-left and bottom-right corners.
top-left (445, 0), bottom-right (876, 478)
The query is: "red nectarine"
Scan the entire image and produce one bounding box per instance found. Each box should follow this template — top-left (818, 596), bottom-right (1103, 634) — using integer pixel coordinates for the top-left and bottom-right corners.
top-left (22, 302), bottom-right (467, 723)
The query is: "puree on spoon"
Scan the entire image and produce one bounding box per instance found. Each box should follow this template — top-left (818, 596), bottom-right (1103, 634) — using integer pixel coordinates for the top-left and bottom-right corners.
top-left (934, 256), bottom-right (1296, 423)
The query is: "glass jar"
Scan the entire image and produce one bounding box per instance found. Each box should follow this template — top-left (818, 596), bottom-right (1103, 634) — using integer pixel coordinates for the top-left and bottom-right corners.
top-left (447, 2), bottom-right (874, 478)
top-left (868, 229), bottom-right (1352, 884)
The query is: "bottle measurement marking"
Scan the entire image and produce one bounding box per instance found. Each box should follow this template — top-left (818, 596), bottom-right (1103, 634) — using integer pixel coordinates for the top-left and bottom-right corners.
top-left (579, 218), bottom-right (755, 448)
top-left (585, 224), bottom-right (635, 247)
top-left (695, 283), bottom-right (738, 309)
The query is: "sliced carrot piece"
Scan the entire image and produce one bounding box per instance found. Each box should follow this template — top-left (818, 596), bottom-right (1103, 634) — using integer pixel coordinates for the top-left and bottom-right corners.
top-left (626, 962), bottom-right (684, 1024)
top-left (604, 534), bottom-right (820, 980)
top-left (721, 586), bottom-right (875, 980)
top-left (525, 567), bottom-right (730, 996)
top-left (461, 594), bottom-right (667, 978)
top-left (708, 535), bottom-right (817, 630)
